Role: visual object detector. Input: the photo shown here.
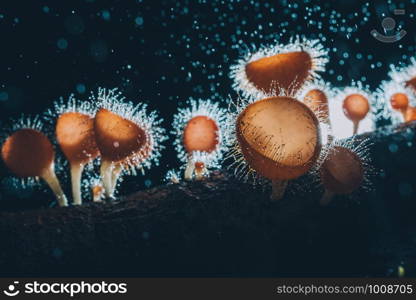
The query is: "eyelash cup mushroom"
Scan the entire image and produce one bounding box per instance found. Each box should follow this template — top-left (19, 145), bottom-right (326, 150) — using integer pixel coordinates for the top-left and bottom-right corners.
top-left (230, 37), bottom-right (328, 98)
top-left (1, 117), bottom-right (68, 206)
top-left (234, 96), bottom-right (322, 200)
top-left (52, 95), bottom-right (100, 205)
top-left (319, 139), bottom-right (372, 206)
top-left (92, 88), bottom-right (166, 199)
top-left (172, 99), bottom-right (229, 180)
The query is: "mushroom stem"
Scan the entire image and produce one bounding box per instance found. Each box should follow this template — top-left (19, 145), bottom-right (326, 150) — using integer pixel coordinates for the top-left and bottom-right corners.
top-left (110, 163), bottom-right (123, 196)
top-left (194, 162), bottom-right (206, 181)
top-left (352, 121), bottom-right (359, 135)
top-left (400, 108), bottom-right (407, 122)
top-left (41, 165), bottom-right (68, 207)
top-left (70, 163), bottom-right (84, 205)
top-left (320, 189), bottom-right (335, 206)
top-left (184, 160), bottom-right (195, 180)
top-left (271, 180), bottom-right (288, 201)
top-left (100, 159), bottom-right (114, 199)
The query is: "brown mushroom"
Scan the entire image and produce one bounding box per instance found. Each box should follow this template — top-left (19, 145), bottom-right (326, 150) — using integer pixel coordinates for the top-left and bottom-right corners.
top-left (342, 94), bottom-right (370, 135)
top-left (1, 129), bottom-right (68, 206)
top-left (56, 112), bottom-right (99, 205)
top-left (94, 108), bottom-right (151, 198)
top-left (319, 146), bottom-right (364, 205)
top-left (245, 51), bottom-right (313, 94)
top-left (236, 96), bottom-right (322, 200)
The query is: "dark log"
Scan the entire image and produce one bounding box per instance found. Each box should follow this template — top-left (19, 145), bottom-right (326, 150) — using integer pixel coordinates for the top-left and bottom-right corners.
top-left (0, 122), bottom-right (416, 277)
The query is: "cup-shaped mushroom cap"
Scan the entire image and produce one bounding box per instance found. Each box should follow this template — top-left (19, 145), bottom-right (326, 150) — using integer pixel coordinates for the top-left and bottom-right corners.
top-left (1, 128), bottom-right (55, 177)
top-left (245, 51), bottom-right (312, 94)
top-left (236, 96), bottom-right (321, 180)
top-left (304, 89), bottom-right (329, 122)
top-left (94, 108), bottom-right (150, 163)
top-left (406, 77), bottom-right (416, 91)
top-left (183, 116), bottom-right (219, 153)
top-left (405, 106), bottom-right (416, 122)
top-left (390, 93), bottom-right (409, 110)
top-left (56, 112), bottom-right (99, 164)
top-left (320, 146), bottom-right (364, 194)
top-left (342, 94), bottom-right (370, 122)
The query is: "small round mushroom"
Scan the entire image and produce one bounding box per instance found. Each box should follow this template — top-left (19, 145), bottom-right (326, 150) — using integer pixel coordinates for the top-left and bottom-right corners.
top-left (319, 146), bottom-right (364, 206)
top-left (1, 128), bottom-right (68, 206)
top-left (342, 94), bottom-right (370, 135)
top-left (183, 115), bottom-right (219, 180)
top-left (390, 92), bottom-right (409, 121)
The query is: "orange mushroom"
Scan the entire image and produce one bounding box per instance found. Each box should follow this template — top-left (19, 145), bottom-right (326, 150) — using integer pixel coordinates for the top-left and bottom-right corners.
top-left (342, 94), bottom-right (370, 135)
top-left (91, 88), bottom-right (166, 199)
top-left (404, 106), bottom-right (416, 122)
top-left (94, 108), bottom-right (151, 198)
top-left (56, 112), bottom-right (99, 205)
top-left (230, 38), bottom-right (328, 98)
top-left (390, 92), bottom-right (409, 121)
top-left (236, 96), bottom-right (322, 200)
top-left (303, 89), bottom-right (330, 125)
top-left (1, 128), bottom-right (67, 206)
top-left (320, 145), bottom-right (364, 206)
top-left (183, 115), bottom-right (219, 180)
top-left (173, 99), bottom-right (229, 181)
top-left (246, 51), bottom-right (312, 94)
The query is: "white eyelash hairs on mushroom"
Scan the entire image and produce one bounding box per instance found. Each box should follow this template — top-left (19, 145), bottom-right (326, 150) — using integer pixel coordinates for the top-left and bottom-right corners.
top-left (1, 115), bottom-right (68, 206)
top-left (91, 88), bottom-right (167, 199)
top-left (318, 137), bottom-right (373, 206)
top-left (296, 79), bottom-right (334, 145)
top-left (46, 94), bottom-right (99, 205)
top-left (230, 36), bottom-right (329, 99)
top-left (389, 57), bottom-right (416, 92)
top-left (374, 80), bottom-right (416, 125)
top-left (227, 89), bottom-right (323, 200)
top-left (172, 98), bottom-right (231, 180)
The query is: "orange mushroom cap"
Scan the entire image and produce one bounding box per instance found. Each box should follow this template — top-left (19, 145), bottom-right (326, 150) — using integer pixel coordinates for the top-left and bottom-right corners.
top-left (342, 94), bottom-right (370, 122)
top-left (56, 112), bottom-right (100, 164)
top-left (1, 128), bottom-right (55, 177)
top-left (304, 89), bottom-right (329, 122)
top-left (320, 146), bottom-right (364, 194)
top-left (390, 93), bottom-right (409, 111)
top-left (236, 96), bottom-right (321, 180)
top-left (94, 108), bottom-right (150, 163)
top-left (245, 51), bottom-right (312, 94)
top-left (183, 116), bottom-right (219, 154)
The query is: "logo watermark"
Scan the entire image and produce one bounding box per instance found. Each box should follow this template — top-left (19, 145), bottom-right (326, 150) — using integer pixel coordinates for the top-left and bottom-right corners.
top-left (3, 280), bottom-right (127, 297)
top-left (3, 281), bottom-right (20, 297)
top-left (371, 9), bottom-right (407, 43)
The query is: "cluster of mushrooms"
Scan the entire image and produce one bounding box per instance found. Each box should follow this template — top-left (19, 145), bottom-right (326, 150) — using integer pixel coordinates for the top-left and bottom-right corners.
top-left (2, 36), bottom-right (416, 208)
